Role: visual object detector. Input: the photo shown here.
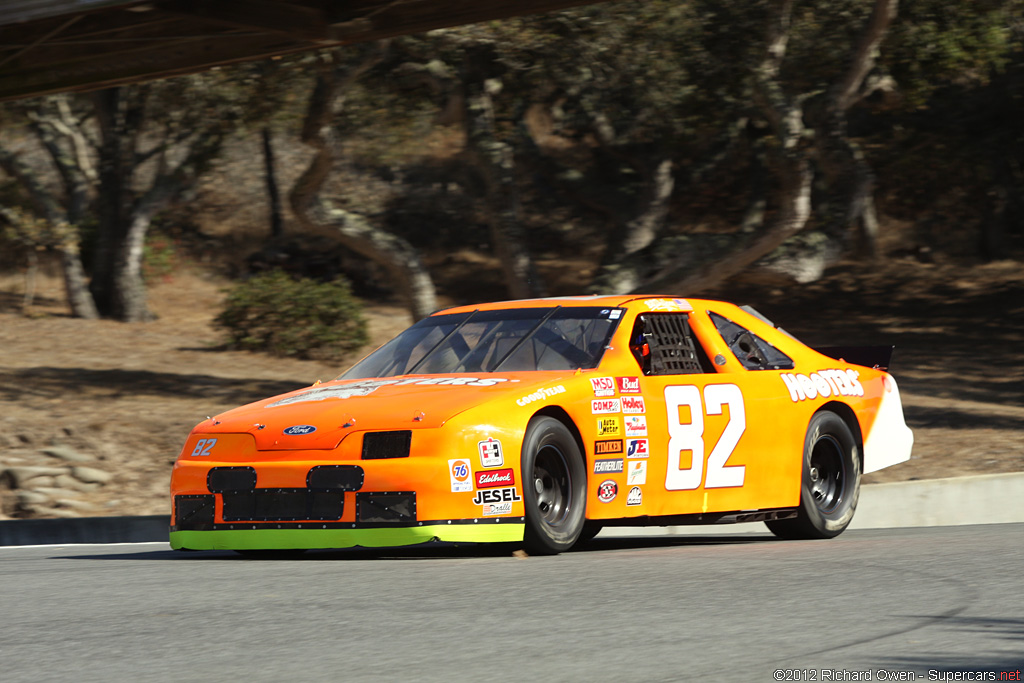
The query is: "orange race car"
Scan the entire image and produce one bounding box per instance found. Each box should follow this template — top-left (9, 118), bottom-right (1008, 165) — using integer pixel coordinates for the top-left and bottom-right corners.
top-left (169, 296), bottom-right (913, 554)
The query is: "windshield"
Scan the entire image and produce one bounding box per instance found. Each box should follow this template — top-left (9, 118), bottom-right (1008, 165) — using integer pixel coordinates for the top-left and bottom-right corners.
top-left (340, 307), bottom-right (623, 379)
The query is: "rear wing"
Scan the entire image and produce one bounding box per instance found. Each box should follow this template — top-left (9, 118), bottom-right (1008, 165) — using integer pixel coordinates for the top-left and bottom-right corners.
top-left (814, 345), bottom-right (895, 370)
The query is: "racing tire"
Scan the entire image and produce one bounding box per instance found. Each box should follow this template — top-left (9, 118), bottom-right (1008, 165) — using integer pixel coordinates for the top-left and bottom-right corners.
top-left (521, 416), bottom-right (587, 555)
top-left (766, 410), bottom-right (861, 540)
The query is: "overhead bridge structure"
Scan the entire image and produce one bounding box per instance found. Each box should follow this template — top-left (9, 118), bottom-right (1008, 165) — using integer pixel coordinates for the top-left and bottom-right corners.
top-left (0, 0), bottom-right (604, 102)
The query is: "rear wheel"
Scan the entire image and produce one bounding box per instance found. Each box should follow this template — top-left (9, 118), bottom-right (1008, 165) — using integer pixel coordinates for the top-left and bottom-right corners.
top-left (521, 417), bottom-right (587, 554)
top-left (766, 410), bottom-right (861, 539)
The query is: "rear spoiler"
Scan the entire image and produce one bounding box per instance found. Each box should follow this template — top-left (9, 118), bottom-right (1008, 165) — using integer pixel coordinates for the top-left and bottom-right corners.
top-left (814, 345), bottom-right (895, 370)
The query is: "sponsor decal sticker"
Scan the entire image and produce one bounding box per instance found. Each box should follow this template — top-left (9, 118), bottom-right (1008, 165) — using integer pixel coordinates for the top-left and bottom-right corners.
top-left (626, 438), bottom-right (649, 458)
top-left (283, 424), bottom-right (317, 435)
top-left (596, 417), bottom-right (621, 437)
top-left (475, 468), bottom-right (515, 488)
top-left (621, 396), bottom-right (646, 414)
top-left (448, 459), bottom-right (472, 493)
top-left (594, 439), bottom-right (623, 455)
top-left (268, 377), bottom-right (513, 407)
top-left (644, 298), bottom-right (690, 312)
top-left (617, 376), bottom-right (641, 394)
top-left (590, 377), bottom-right (616, 397)
top-left (627, 461), bottom-right (647, 485)
top-left (597, 480), bottom-right (618, 503)
top-left (472, 487), bottom-right (522, 505)
top-left (780, 369), bottom-right (864, 402)
top-left (609, 309), bottom-right (623, 320)
top-left (594, 458), bottom-right (624, 474)
top-left (591, 398), bottom-right (621, 414)
top-left (516, 385), bottom-right (566, 407)
top-left (478, 438), bottom-right (504, 468)
top-left (624, 415), bottom-right (648, 437)
top-left (626, 486), bottom-right (643, 506)
top-left (482, 502), bottom-right (513, 516)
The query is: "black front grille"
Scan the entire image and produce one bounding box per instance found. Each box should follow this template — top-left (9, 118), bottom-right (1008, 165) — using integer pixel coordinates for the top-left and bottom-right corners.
top-left (222, 489), bottom-right (344, 522)
top-left (207, 467), bottom-right (257, 493)
top-left (362, 431), bottom-right (412, 460)
top-left (174, 495), bottom-right (215, 530)
top-left (356, 492), bottom-right (416, 523)
top-left (307, 465), bottom-right (364, 490)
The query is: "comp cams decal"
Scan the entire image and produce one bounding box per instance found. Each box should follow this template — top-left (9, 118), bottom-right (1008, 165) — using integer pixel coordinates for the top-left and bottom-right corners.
top-left (478, 438), bottom-right (504, 468)
top-left (780, 369), bottom-right (864, 402)
top-left (591, 398), bottom-right (621, 414)
top-left (269, 377), bottom-right (514, 407)
top-left (448, 459), bottom-right (472, 493)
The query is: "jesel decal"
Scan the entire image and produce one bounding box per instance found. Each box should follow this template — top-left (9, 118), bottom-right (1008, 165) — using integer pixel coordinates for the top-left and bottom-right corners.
top-left (780, 369), bottom-right (864, 402)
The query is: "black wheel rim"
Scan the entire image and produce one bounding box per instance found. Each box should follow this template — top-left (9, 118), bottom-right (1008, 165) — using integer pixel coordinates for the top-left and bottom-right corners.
top-left (809, 435), bottom-right (846, 514)
top-left (532, 444), bottom-right (572, 527)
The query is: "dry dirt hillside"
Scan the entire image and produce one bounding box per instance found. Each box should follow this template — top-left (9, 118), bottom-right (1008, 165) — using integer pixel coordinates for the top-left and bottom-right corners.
top-left (1, 256), bottom-right (1022, 520)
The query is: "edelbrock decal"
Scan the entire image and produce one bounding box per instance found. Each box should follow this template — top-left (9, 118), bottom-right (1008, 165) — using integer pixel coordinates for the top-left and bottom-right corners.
top-left (475, 468), bottom-right (515, 488)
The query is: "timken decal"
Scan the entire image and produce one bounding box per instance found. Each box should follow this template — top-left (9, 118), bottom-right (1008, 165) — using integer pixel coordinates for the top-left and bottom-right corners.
top-left (594, 439), bottom-right (623, 455)
top-left (475, 468), bottom-right (515, 488)
top-left (591, 398), bottom-right (621, 414)
top-left (617, 377), bottom-right (641, 394)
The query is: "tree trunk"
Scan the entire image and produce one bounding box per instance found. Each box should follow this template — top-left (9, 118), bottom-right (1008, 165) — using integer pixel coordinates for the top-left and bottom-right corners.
top-left (262, 127), bottom-right (284, 238)
top-left (462, 45), bottom-right (545, 299)
top-left (290, 49), bottom-right (438, 322)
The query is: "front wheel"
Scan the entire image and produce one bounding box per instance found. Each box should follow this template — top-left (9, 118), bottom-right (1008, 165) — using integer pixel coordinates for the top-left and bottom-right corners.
top-left (766, 410), bottom-right (861, 539)
top-left (521, 416), bottom-right (587, 554)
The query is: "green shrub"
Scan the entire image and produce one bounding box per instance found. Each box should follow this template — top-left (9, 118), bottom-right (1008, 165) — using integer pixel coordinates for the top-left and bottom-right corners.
top-left (216, 270), bottom-right (369, 360)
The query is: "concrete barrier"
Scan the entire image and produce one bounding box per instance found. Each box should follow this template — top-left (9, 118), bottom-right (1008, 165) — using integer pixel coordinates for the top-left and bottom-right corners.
top-left (1, 474), bottom-right (1022, 546)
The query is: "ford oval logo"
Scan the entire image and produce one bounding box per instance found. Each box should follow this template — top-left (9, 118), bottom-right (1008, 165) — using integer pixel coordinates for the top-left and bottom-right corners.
top-left (283, 424), bottom-right (317, 435)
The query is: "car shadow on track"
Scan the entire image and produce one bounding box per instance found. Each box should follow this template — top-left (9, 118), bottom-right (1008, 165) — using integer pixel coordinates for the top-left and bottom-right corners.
top-left (53, 534), bottom-right (779, 561)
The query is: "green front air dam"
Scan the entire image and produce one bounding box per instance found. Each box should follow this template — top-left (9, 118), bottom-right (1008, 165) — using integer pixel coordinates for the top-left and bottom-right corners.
top-left (170, 523), bottom-right (526, 550)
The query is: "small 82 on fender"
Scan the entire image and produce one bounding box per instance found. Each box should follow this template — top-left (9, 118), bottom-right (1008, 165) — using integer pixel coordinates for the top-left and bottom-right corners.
top-left (664, 384), bottom-right (746, 490)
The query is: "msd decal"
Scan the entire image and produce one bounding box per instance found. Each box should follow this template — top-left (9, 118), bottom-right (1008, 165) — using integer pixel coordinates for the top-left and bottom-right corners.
top-left (597, 417), bottom-right (621, 437)
top-left (448, 459), bottom-right (472, 493)
top-left (472, 487), bottom-right (522, 505)
top-left (591, 398), bottom-right (621, 414)
top-left (590, 377), bottom-right (616, 397)
top-left (475, 468), bottom-right (515, 488)
top-left (597, 480), bottom-right (618, 503)
top-left (780, 369), bottom-right (864, 402)
top-left (624, 415), bottom-right (648, 437)
top-left (478, 438), bottom-right (504, 468)
top-left (621, 396), bottom-right (646, 414)
top-left (626, 438), bottom-right (649, 458)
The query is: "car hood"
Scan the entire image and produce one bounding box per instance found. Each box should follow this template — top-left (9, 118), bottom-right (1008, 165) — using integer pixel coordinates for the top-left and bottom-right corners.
top-left (198, 375), bottom-right (561, 450)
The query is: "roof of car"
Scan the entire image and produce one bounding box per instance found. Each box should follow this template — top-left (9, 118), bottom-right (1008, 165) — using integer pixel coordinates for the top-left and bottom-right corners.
top-left (435, 295), bottom-right (705, 315)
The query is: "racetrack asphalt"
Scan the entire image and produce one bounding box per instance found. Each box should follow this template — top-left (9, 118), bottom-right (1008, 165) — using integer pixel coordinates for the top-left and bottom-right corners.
top-left (1, 473), bottom-right (1022, 546)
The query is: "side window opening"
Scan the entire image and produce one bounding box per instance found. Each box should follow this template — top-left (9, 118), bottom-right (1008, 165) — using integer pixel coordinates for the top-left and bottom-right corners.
top-left (708, 312), bottom-right (794, 370)
top-left (629, 314), bottom-right (713, 375)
